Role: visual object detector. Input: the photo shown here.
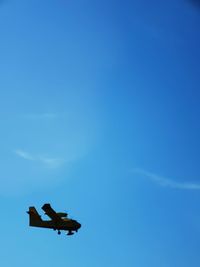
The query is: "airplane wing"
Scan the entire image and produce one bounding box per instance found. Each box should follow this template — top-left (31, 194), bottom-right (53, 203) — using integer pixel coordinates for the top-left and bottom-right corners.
top-left (42, 203), bottom-right (63, 222)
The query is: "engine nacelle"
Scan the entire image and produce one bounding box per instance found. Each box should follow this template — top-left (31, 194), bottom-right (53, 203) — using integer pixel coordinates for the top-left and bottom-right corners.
top-left (57, 212), bottom-right (68, 218)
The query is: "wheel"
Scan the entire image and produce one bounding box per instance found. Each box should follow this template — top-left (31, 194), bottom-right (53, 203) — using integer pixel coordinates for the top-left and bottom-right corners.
top-left (67, 231), bottom-right (74, 236)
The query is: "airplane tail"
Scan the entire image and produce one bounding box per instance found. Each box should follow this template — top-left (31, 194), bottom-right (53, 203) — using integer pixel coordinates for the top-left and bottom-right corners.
top-left (27, 207), bottom-right (43, 226)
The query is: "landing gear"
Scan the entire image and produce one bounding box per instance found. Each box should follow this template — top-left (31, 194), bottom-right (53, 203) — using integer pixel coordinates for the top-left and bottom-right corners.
top-left (67, 231), bottom-right (74, 236)
top-left (58, 230), bottom-right (61, 235)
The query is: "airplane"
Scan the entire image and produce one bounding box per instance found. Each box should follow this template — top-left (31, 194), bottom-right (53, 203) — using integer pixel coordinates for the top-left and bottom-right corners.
top-left (27, 203), bottom-right (81, 236)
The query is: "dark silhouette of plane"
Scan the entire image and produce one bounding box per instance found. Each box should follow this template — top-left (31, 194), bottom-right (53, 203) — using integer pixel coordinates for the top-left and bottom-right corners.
top-left (27, 203), bottom-right (81, 235)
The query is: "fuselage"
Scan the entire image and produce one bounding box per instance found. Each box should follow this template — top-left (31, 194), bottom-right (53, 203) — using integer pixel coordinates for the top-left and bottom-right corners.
top-left (33, 218), bottom-right (81, 231)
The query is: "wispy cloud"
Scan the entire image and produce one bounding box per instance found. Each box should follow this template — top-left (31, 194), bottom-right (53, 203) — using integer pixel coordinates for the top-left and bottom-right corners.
top-left (14, 149), bottom-right (65, 168)
top-left (38, 156), bottom-right (66, 168)
top-left (132, 168), bottom-right (200, 190)
top-left (15, 149), bottom-right (34, 161)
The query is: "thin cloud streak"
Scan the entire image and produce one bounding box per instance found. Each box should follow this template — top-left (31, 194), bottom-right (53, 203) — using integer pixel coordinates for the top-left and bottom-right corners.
top-left (15, 149), bottom-right (34, 161)
top-left (132, 168), bottom-right (200, 190)
top-left (14, 149), bottom-right (65, 168)
top-left (38, 156), bottom-right (66, 168)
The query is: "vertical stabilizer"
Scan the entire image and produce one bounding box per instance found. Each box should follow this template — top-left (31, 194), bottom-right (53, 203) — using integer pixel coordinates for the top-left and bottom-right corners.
top-left (27, 207), bottom-right (43, 226)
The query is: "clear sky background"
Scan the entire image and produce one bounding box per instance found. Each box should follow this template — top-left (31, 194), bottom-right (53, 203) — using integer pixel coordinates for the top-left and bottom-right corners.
top-left (0, 0), bottom-right (200, 266)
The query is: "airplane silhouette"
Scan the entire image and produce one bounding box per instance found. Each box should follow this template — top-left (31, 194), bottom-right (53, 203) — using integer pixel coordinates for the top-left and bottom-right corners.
top-left (27, 203), bottom-right (81, 235)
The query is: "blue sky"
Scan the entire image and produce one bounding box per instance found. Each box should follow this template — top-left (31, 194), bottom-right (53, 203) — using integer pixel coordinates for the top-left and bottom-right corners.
top-left (0, 0), bottom-right (200, 266)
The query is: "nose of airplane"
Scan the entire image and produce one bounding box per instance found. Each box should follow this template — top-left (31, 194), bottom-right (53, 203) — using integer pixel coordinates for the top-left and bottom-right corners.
top-left (77, 222), bottom-right (81, 229)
